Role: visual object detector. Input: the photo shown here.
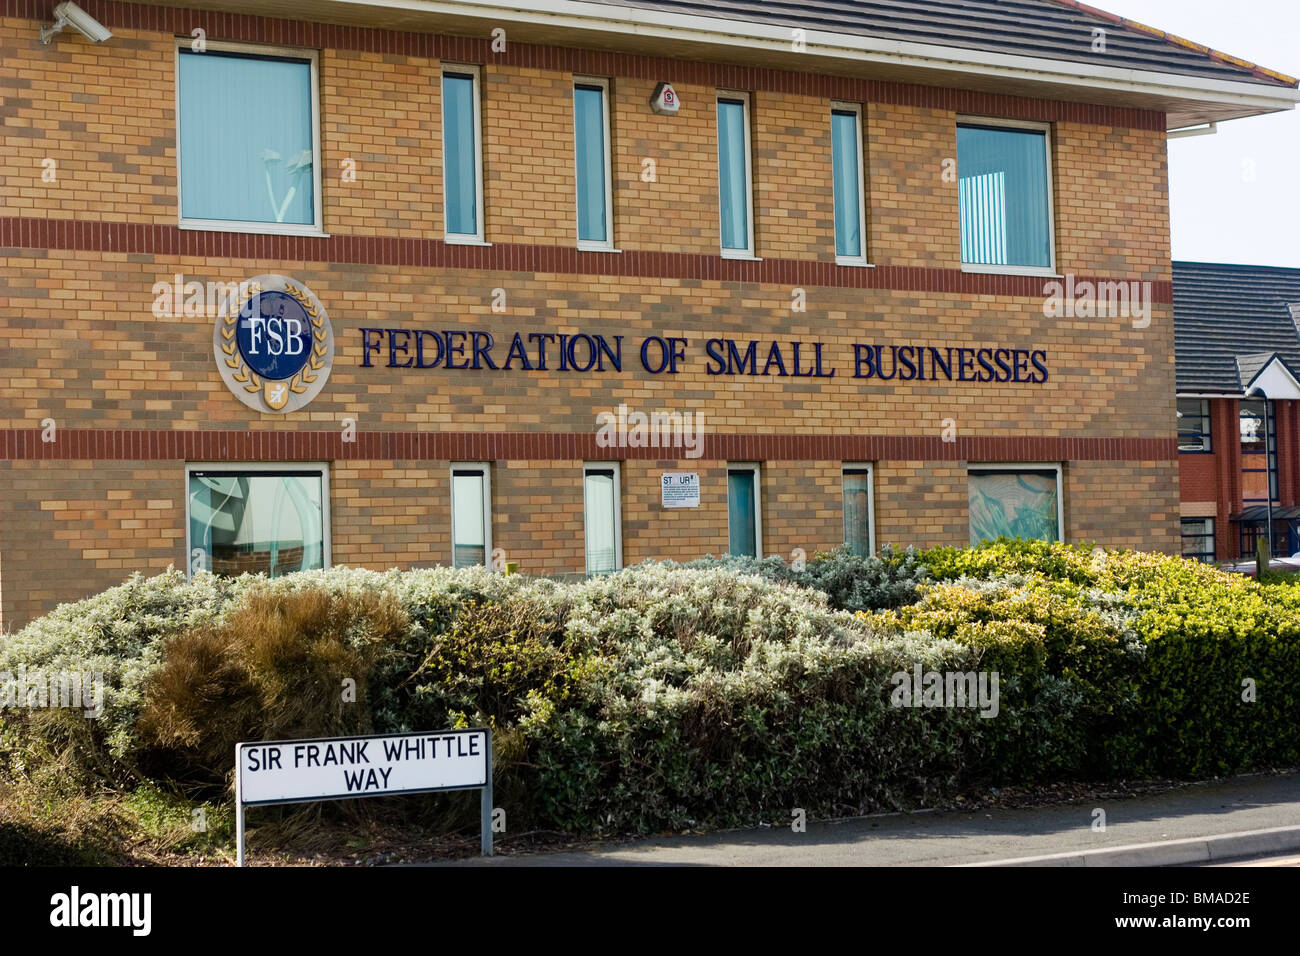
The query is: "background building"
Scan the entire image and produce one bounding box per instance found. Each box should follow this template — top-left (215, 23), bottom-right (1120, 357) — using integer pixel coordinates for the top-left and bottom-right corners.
top-left (2, 0), bottom-right (1298, 629)
top-left (1174, 261), bottom-right (1300, 561)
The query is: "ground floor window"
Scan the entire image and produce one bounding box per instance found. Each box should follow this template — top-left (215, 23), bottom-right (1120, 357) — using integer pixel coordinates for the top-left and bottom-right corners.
top-left (842, 464), bottom-right (874, 556)
top-left (727, 464), bottom-right (762, 557)
top-left (186, 465), bottom-right (328, 577)
top-left (1235, 508), bottom-right (1300, 559)
top-left (451, 464), bottom-right (491, 568)
top-left (1180, 517), bottom-right (1216, 563)
top-left (583, 463), bottom-right (622, 573)
top-left (968, 465), bottom-right (1062, 546)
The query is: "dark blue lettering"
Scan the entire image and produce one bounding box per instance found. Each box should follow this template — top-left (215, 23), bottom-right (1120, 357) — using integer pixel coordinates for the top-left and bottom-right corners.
top-left (388, 329), bottom-right (412, 368)
top-left (1031, 349), bottom-right (1049, 383)
top-left (703, 338), bottom-right (725, 375)
top-left (471, 331), bottom-right (497, 370)
top-left (444, 331), bottom-right (469, 369)
top-left (762, 342), bottom-right (788, 376)
top-left (528, 333), bottom-right (555, 370)
top-left (360, 328), bottom-right (383, 368)
top-left (503, 332), bottom-right (531, 370)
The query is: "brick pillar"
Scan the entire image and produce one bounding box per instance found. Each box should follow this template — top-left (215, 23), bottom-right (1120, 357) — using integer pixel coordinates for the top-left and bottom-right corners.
top-left (1275, 401), bottom-right (1299, 507)
top-left (1215, 398), bottom-right (1242, 560)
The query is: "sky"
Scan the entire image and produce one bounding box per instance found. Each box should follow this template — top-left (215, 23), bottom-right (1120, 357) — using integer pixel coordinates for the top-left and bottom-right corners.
top-left (1101, 0), bottom-right (1300, 267)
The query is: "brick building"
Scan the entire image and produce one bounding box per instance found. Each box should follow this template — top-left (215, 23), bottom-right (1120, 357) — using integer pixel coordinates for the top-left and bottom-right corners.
top-left (1174, 262), bottom-right (1300, 562)
top-left (1, 0), bottom-right (1297, 629)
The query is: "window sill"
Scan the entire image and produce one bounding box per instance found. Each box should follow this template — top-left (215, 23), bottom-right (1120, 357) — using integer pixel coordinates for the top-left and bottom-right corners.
top-left (961, 264), bottom-right (1061, 279)
top-left (578, 244), bottom-right (621, 253)
top-left (836, 258), bottom-right (875, 268)
top-left (445, 236), bottom-right (492, 246)
top-left (721, 252), bottom-right (763, 261)
top-left (179, 220), bottom-right (329, 238)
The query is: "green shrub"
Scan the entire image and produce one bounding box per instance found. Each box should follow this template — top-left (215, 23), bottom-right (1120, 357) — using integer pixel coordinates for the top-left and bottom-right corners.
top-left (5, 541), bottom-right (1300, 843)
top-left (135, 586), bottom-right (410, 788)
top-left (676, 544), bottom-right (927, 612)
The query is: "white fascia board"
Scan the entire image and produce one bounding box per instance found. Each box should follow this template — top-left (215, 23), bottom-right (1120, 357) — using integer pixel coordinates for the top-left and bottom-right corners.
top-left (322, 0), bottom-right (1300, 123)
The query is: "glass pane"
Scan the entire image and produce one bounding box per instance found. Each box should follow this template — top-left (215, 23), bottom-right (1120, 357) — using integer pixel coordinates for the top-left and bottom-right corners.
top-left (1177, 398), bottom-right (1210, 452)
top-left (717, 99), bottom-right (750, 251)
top-left (575, 85), bottom-right (608, 243)
top-left (189, 472), bottom-right (325, 576)
top-left (842, 470), bottom-right (871, 556)
top-left (957, 125), bottom-right (1050, 268)
top-left (1180, 518), bottom-right (1215, 563)
top-left (832, 110), bottom-right (862, 258)
top-left (179, 52), bottom-right (314, 225)
top-left (728, 469), bottom-right (757, 557)
top-left (443, 73), bottom-right (478, 236)
top-left (584, 470), bottom-right (618, 573)
top-left (452, 471), bottom-right (486, 568)
top-left (968, 470), bottom-right (1058, 546)
top-left (1240, 399), bottom-right (1277, 503)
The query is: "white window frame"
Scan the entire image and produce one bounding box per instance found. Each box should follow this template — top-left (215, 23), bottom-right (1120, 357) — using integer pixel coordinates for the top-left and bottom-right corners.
top-left (955, 116), bottom-right (1058, 278)
top-left (717, 90), bottom-right (758, 260)
top-left (967, 462), bottom-right (1064, 544)
top-left (842, 462), bottom-right (876, 556)
top-left (573, 75), bottom-right (617, 252)
top-left (442, 63), bottom-right (488, 245)
top-left (726, 462), bottom-right (763, 558)
top-left (583, 462), bottom-right (623, 573)
top-left (450, 462), bottom-right (493, 568)
top-left (175, 40), bottom-right (326, 237)
top-left (830, 102), bottom-right (870, 267)
top-left (183, 462), bottom-right (332, 580)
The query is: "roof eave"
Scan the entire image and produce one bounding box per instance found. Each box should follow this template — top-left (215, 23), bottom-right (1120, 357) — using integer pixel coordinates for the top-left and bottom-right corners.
top-left (126, 0), bottom-right (1300, 129)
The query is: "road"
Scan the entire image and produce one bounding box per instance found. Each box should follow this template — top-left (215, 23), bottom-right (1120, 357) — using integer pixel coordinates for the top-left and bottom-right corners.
top-left (444, 771), bottom-right (1300, 866)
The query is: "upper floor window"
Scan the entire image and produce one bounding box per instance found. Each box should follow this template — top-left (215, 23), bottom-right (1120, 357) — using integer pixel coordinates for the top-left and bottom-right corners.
top-left (717, 92), bottom-right (755, 258)
top-left (574, 77), bottom-right (614, 250)
top-left (956, 120), bottom-right (1054, 274)
top-left (177, 43), bottom-right (322, 234)
top-left (443, 65), bottom-right (485, 243)
top-left (1177, 398), bottom-right (1212, 453)
top-left (1240, 399), bottom-right (1278, 504)
top-left (831, 103), bottom-right (867, 264)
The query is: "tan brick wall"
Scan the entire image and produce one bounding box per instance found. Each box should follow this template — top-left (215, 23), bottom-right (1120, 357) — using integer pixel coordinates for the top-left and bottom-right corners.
top-left (0, 460), bottom-right (183, 630)
top-left (0, 453), bottom-right (1182, 631)
top-left (0, 18), bottom-right (1172, 279)
top-left (1065, 459), bottom-right (1181, 552)
top-left (0, 13), bottom-right (1183, 630)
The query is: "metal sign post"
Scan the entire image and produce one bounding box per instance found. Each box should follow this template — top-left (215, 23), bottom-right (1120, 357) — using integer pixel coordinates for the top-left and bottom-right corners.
top-left (233, 727), bottom-right (493, 866)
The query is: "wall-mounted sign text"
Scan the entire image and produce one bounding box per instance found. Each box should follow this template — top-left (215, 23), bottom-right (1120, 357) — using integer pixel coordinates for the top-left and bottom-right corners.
top-left (359, 329), bottom-right (1050, 384)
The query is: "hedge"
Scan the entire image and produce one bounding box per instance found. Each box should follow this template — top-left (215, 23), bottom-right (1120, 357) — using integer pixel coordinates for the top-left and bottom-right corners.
top-left (2, 542), bottom-right (1298, 837)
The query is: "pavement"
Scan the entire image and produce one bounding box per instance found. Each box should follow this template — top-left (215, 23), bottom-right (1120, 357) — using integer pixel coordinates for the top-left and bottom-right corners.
top-left (447, 771), bottom-right (1300, 866)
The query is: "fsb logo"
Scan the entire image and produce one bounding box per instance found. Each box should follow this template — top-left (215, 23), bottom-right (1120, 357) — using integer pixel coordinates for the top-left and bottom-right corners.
top-left (213, 274), bottom-right (335, 413)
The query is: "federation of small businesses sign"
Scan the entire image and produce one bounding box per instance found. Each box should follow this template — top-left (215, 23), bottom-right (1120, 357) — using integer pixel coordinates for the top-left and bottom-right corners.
top-left (214, 274), bottom-right (334, 414)
top-left (234, 728), bottom-right (493, 864)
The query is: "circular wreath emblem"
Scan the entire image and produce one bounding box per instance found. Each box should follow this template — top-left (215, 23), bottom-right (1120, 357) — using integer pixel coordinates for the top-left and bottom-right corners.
top-left (213, 274), bottom-right (334, 414)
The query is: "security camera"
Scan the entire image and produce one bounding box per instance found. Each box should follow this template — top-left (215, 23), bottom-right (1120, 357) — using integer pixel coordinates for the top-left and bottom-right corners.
top-left (40, 2), bottom-right (113, 44)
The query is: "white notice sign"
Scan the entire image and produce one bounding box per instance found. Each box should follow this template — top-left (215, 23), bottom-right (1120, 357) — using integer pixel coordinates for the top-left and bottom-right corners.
top-left (237, 729), bottom-right (489, 806)
top-left (661, 472), bottom-right (700, 508)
